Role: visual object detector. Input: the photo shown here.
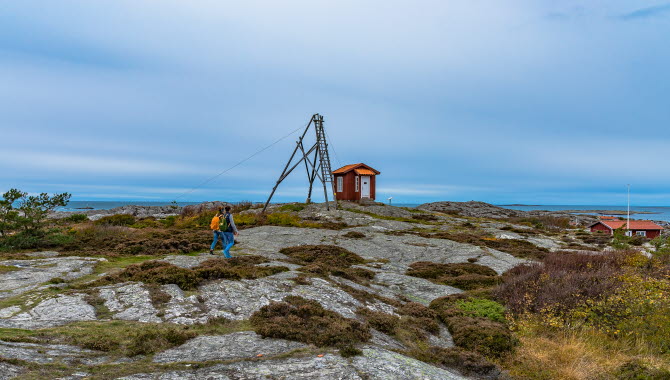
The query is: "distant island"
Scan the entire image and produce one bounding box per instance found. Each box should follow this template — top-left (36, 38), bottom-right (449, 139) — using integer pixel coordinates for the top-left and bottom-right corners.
top-left (565, 210), bottom-right (659, 215)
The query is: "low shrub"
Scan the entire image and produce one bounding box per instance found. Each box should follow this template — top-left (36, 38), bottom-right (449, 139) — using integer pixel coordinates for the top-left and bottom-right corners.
top-left (414, 346), bottom-right (502, 379)
top-left (90, 256), bottom-right (288, 290)
top-left (446, 315), bottom-right (517, 358)
top-left (342, 231), bottom-right (366, 239)
top-left (357, 308), bottom-right (399, 334)
top-left (494, 251), bottom-right (630, 316)
top-left (406, 261), bottom-right (499, 290)
top-left (94, 214), bottom-right (137, 226)
top-left (616, 360), bottom-right (670, 380)
top-left (430, 294), bottom-right (516, 358)
top-left (280, 245), bottom-right (373, 283)
top-left (64, 214), bottom-right (89, 223)
top-left (418, 231), bottom-right (549, 260)
top-left (250, 296), bottom-right (371, 354)
top-left (279, 203), bottom-right (306, 212)
top-left (397, 302), bottom-right (438, 320)
top-left (505, 216), bottom-right (571, 230)
top-left (266, 212), bottom-right (302, 227)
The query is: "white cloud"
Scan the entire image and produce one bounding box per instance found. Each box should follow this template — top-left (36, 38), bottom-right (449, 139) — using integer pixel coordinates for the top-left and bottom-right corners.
top-left (0, 150), bottom-right (208, 175)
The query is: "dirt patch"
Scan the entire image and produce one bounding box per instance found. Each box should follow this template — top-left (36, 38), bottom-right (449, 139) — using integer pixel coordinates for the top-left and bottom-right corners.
top-left (250, 296), bottom-right (371, 355)
top-left (406, 261), bottom-right (499, 290)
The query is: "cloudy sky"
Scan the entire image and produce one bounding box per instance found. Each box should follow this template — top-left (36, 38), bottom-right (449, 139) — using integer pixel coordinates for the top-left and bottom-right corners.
top-left (1, 1), bottom-right (669, 205)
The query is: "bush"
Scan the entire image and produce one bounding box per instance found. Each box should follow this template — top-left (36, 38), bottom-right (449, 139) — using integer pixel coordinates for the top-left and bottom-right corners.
top-left (265, 212), bottom-right (301, 227)
top-left (94, 214), bottom-right (136, 227)
top-left (494, 251), bottom-right (630, 316)
top-left (279, 203), bottom-right (306, 212)
top-left (280, 245), bottom-right (373, 283)
top-left (90, 256), bottom-right (288, 290)
top-left (418, 231), bottom-right (549, 260)
top-left (342, 231), bottom-right (366, 239)
top-left (616, 360), bottom-right (670, 380)
top-left (445, 315), bottom-right (517, 358)
top-left (416, 346), bottom-right (502, 379)
top-left (64, 214), bottom-right (89, 223)
top-left (250, 296), bottom-right (371, 353)
top-left (406, 261), bottom-right (499, 290)
top-left (357, 308), bottom-right (399, 334)
top-left (430, 294), bottom-right (516, 358)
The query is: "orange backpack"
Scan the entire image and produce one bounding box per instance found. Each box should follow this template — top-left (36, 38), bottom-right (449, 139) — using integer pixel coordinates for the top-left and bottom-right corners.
top-left (210, 216), bottom-right (220, 230)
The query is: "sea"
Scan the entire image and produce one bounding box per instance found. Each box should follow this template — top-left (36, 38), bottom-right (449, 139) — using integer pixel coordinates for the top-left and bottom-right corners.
top-left (57, 201), bottom-right (670, 223)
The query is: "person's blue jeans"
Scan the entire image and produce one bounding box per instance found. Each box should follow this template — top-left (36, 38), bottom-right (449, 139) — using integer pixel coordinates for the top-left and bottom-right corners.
top-left (223, 232), bottom-right (235, 258)
top-left (211, 231), bottom-right (224, 251)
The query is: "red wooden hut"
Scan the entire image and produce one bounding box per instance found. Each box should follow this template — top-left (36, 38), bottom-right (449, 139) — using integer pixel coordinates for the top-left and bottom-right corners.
top-left (332, 163), bottom-right (380, 202)
top-left (589, 219), bottom-right (663, 239)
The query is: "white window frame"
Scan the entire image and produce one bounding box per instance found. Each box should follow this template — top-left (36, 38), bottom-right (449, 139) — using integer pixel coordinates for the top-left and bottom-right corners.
top-left (636, 231), bottom-right (647, 237)
top-left (355, 176), bottom-right (359, 192)
top-left (337, 176), bottom-right (343, 192)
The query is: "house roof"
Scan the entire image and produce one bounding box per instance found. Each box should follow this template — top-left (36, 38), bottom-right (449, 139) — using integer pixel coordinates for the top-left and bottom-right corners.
top-left (332, 163), bottom-right (380, 175)
top-left (591, 220), bottom-right (663, 231)
top-left (354, 168), bottom-right (377, 176)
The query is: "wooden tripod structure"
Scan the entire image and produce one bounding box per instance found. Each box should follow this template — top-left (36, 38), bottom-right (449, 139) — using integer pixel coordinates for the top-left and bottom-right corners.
top-left (263, 114), bottom-right (338, 212)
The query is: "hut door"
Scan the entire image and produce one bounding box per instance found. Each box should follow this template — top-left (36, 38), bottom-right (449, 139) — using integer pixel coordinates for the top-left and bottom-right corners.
top-left (361, 176), bottom-right (371, 198)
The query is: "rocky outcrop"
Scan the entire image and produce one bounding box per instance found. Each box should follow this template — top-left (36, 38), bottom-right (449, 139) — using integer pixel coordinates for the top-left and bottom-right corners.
top-left (50, 205), bottom-right (182, 221)
top-left (153, 332), bottom-right (306, 363)
top-left (121, 347), bottom-right (467, 380)
top-left (0, 294), bottom-right (96, 329)
top-left (0, 256), bottom-right (103, 300)
top-left (418, 201), bottom-right (598, 225)
top-left (99, 283), bottom-right (162, 323)
top-left (0, 340), bottom-right (108, 365)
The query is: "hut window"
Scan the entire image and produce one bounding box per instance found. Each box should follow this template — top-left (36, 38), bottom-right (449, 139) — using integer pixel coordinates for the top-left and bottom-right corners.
top-left (337, 177), bottom-right (343, 192)
top-left (355, 176), bottom-right (359, 192)
top-left (636, 231), bottom-right (647, 237)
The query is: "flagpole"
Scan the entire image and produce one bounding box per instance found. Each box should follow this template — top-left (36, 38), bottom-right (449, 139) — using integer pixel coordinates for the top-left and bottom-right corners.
top-left (627, 184), bottom-right (630, 231)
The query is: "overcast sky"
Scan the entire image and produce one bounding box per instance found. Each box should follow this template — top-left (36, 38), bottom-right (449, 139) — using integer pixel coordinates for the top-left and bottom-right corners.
top-left (1, 1), bottom-right (669, 205)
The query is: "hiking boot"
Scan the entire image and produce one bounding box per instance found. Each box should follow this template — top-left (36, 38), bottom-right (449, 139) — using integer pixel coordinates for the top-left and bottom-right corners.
top-left (209, 249), bottom-right (214, 255)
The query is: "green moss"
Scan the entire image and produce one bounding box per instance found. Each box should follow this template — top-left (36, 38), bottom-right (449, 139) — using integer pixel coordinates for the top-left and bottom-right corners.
top-left (455, 298), bottom-right (506, 323)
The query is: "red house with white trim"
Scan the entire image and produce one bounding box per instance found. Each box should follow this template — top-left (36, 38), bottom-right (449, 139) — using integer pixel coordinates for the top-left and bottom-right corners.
top-left (589, 219), bottom-right (663, 239)
top-left (332, 163), bottom-right (380, 202)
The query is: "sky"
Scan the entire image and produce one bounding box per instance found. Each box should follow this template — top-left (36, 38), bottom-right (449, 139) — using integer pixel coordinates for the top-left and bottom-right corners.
top-left (1, 1), bottom-right (669, 206)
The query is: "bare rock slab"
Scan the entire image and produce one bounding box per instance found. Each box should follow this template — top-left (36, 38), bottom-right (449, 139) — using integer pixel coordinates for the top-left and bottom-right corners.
top-left (121, 354), bottom-right (360, 379)
top-left (0, 361), bottom-right (24, 379)
top-left (0, 340), bottom-right (108, 365)
top-left (0, 294), bottom-right (96, 329)
top-left (98, 283), bottom-right (161, 323)
top-left (153, 332), bottom-right (306, 363)
top-left (352, 347), bottom-right (467, 379)
top-left (0, 257), bottom-right (103, 300)
top-left (121, 347), bottom-right (467, 380)
top-left (371, 272), bottom-right (462, 305)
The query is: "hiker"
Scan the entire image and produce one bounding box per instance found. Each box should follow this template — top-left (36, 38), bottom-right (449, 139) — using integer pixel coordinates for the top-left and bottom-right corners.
top-left (210, 206), bottom-right (239, 258)
top-left (210, 209), bottom-right (226, 255)
top-left (222, 205), bottom-right (238, 258)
